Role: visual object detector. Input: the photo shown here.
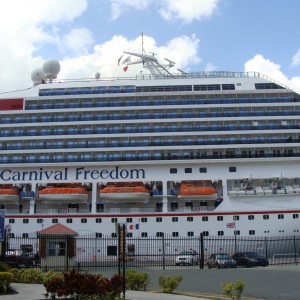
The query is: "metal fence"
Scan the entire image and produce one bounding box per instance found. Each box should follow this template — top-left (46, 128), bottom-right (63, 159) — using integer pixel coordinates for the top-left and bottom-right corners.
top-left (1, 233), bottom-right (299, 271)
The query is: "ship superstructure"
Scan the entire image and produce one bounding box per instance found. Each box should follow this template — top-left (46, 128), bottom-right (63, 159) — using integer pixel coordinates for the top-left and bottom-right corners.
top-left (0, 48), bottom-right (300, 239)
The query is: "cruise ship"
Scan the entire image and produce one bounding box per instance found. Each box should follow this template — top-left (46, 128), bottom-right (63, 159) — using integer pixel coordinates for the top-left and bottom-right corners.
top-left (1, 46), bottom-right (300, 239)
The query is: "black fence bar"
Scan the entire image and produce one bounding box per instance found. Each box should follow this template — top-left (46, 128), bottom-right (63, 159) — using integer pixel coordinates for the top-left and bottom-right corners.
top-left (1, 233), bottom-right (300, 271)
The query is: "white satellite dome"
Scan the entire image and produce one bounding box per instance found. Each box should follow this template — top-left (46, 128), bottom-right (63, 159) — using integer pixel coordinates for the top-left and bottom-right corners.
top-left (31, 67), bottom-right (44, 85)
top-left (43, 59), bottom-right (60, 82)
top-left (95, 72), bottom-right (101, 80)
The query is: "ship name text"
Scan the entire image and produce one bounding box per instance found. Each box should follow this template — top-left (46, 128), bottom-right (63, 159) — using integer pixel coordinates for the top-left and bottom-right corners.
top-left (0, 167), bottom-right (145, 182)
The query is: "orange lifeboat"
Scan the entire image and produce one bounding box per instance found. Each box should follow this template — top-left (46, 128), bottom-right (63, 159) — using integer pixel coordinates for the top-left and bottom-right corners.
top-left (99, 182), bottom-right (150, 203)
top-left (39, 184), bottom-right (89, 203)
top-left (0, 185), bottom-right (19, 203)
top-left (178, 180), bottom-right (218, 201)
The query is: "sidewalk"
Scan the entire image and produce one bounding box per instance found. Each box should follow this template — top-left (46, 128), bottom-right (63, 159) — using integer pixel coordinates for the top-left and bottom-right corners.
top-left (1, 283), bottom-right (211, 300)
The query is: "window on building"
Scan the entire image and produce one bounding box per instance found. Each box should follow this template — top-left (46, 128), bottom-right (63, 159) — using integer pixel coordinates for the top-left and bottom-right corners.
top-left (156, 217), bottom-right (162, 222)
top-left (229, 166), bottom-right (237, 172)
top-left (187, 217), bottom-right (193, 222)
top-left (234, 230), bottom-right (240, 236)
top-left (248, 215), bottom-right (254, 220)
top-left (141, 218), bottom-right (147, 223)
top-left (52, 219), bottom-right (58, 223)
top-left (111, 218), bottom-right (118, 223)
top-left (217, 216), bottom-right (223, 221)
top-left (278, 214), bottom-right (284, 219)
top-left (48, 241), bottom-right (66, 256)
top-left (170, 168), bottom-right (177, 174)
top-left (8, 219), bottom-right (15, 224)
top-left (126, 218), bottom-right (133, 223)
top-left (185, 168), bottom-right (192, 173)
top-left (218, 231), bottom-right (224, 236)
top-left (23, 219), bottom-right (29, 224)
top-left (172, 217), bottom-right (178, 222)
top-left (172, 232), bottom-right (179, 237)
top-left (96, 233), bottom-right (102, 238)
top-left (249, 230), bottom-right (255, 235)
top-left (203, 231), bottom-right (209, 236)
top-left (187, 231), bottom-right (194, 237)
top-left (141, 232), bottom-right (148, 237)
top-left (199, 167), bottom-right (207, 173)
top-left (263, 215), bottom-right (269, 220)
top-left (293, 214), bottom-right (299, 219)
top-left (66, 219), bottom-right (73, 223)
top-left (202, 216), bottom-right (208, 221)
top-left (156, 232), bottom-right (164, 237)
top-left (81, 218), bottom-right (87, 223)
top-left (96, 218), bottom-right (102, 223)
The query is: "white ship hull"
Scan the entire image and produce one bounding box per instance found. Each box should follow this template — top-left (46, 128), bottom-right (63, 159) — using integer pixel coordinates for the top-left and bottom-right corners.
top-left (0, 49), bottom-right (299, 239)
top-left (38, 194), bottom-right (89, 203)
top-left (99, 192), bottom-right (150, 203)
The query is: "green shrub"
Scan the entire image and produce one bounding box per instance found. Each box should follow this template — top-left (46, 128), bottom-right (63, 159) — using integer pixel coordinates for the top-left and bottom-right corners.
top-left (158, 275), bottom-right (183, 293)
top-left (0, 262), bottom-right (11, 272)
top-left (221, 280), bottom-right (245, 300)
top-left (0, 272), bottom-right (13, 293)
top-left (11, 268), bottom-right (44, 284)
top-left (44, 269), bottom-right (122, 300)
top-left (126, 269), bottom-right (150, 291)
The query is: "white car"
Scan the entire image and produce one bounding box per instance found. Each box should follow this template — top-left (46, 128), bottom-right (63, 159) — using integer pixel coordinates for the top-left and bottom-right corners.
top-left (175, 250), bottom-right (199, 266)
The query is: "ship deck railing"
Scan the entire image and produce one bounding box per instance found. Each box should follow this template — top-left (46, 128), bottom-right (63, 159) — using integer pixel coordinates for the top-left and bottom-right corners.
top-left (5, 206), bottom-right (217, 216)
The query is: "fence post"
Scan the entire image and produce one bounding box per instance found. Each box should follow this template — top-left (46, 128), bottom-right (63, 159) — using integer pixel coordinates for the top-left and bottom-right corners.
top-left (200, 233), bottom-right (204, 269)
top-left (264, 237), bottom-right (268, 261)
top-left (294, 236), bottom-right (297, 265)
top-left (162, 234), bottom-right (165, 270)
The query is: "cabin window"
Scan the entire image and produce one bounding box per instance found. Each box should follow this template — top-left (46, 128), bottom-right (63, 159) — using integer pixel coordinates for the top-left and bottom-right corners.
top-left (66, 219), bottom-right (73, 223)
top-left (52, 219), bottom-right (58, 223)
top-left (293, 214), bottom-right (299, 219)
top-left (249, 230), bottom-right (255, 235)
top-left (111, 218), bottom-right (118, 223)
top-left (111, 233), bottom-right (117, 237)
top-left (172, 217), bottom-right (178, 222)
top-left (96, 218), bottom-right (102, 223)
top-left (141, 218), bottom-right (147, 223)
top-left (187, 217), bottom-right (193, 222)
top-left (156, 217), bottom-right (162, 222)
top-left (141, 232), bottom-right (148, 237)
top-left (170, 168), bottom-right (177, 174)
top-left (234, 230), bottom-right (240, 236)
top-left (184, 168), bottom-right (192, 173)
top-left (229, 166), bottom-right (237, 172)
top-left (217, 216), bottom-right (223, 221)
top-left (37, 219), bottom-right (43, 224)
top-left (8, 219), bottom-right (15, 224)
top-left (172, 232), bottom-right (179, 237)
top-left (156, 232), bottom-right (164, 237)
top-left (126, 218), bottom-right (132, 223)
top-left (278, 214), bottom-right (284, 219)
top-left (233, 215), bottom-right (239, 221)
top-left (263, 215), bottom-right (269, 220)
top-left (96, 233), bottom-right (102, 238)
top-left (202, 231), bottom-right (209, 236)
top-left (199, 167), bottom-right (207, 173)
top-left (22, 233), bottom-right (29, 238)
top-left (81, 218), bottom-right (87, 223)
top-left (9, 233), bottom-right (15, 238)
top-left (23, 219), bottom-right (29, 224)
top-left (218, 231), bottom-right (224, 236)
top-left (126, 233), bottom-right (133, 238)
top-left (248, 215), bottom-right (254, 220)
top-left (187, 231), bottom-right (194, 237)
top-left (202, 216), bottom-right (208, 221)
top-left (48, 241), bottom-right (66, 256)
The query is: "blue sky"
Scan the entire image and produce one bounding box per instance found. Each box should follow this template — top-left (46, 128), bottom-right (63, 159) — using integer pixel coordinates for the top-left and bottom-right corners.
top-left (0, 0), bottom-right (299, 93)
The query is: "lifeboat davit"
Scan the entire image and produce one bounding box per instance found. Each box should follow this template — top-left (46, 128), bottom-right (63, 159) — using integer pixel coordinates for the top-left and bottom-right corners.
top-left (99, 182), bottom-right (150, 203)
top-left (0, 185), bottom-right (19, 203)
top-left (39, 185), bottom-right (89, 203)
top-left (178, 180), bottom-right (218, 201)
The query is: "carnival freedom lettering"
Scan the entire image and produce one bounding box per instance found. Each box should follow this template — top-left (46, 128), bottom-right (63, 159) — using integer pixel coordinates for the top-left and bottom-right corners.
top-left (0, 167), bottom-right (145, 182)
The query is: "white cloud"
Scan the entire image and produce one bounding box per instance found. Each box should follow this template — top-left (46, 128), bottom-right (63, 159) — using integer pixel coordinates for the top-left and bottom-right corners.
top-left (108, 0), bottom-right (219, 22)
top-left (244, 54), bottom-right (300, 91)
top-left (58, 34), bottom-right (200, 80)
top-left (110, 0), bottom-right (152, 20)
top-left (0, 0), bottom-right (87, 92)
top-left (158, 0), bottom-right (219, 23)
top-left (62, 28), bottom-right (94, 55)
top-left (291, 49), bottom-right (300, 67)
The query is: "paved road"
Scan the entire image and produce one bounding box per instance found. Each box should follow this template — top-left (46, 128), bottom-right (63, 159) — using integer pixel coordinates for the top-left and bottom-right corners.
top-left (3, 265), bottom-right (300, 299)
top-left (100, 265), bottom-right (300, 300)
